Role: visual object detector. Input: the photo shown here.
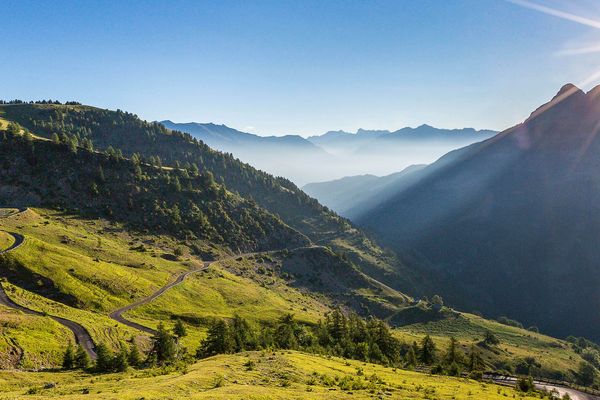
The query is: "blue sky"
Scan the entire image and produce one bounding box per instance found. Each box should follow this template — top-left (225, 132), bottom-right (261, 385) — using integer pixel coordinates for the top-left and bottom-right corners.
top-left (3, 0), bottom-right (600, 136)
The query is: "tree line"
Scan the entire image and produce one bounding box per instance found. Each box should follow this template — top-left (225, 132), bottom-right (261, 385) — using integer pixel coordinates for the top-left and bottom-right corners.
top-left (63, 311), bottom-right (487, 378)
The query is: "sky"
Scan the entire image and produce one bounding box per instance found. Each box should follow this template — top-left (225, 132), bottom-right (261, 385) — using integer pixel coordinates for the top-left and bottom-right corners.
top-left (3, 0), bottom-right (600, 136)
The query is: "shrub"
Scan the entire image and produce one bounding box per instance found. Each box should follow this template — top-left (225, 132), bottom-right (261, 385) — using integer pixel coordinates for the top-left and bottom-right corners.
top-left (516, 376), bottom-right (535, 392)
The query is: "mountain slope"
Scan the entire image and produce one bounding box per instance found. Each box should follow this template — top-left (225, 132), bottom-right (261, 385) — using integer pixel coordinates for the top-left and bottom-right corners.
top-left (355, 84), bottom-right (600, 341)
top-left (302, 164), bottom-right (426, 217)
top-left (0, 131), bottom-right (306, 253)
top-left (0, 117), bottom-right (596, 390)
top-left (0, 103), bottom-right (423, 297)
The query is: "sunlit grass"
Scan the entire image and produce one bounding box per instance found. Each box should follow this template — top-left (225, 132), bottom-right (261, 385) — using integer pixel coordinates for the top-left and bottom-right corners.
top-left (0, 305), bottom-right (71, 370)
top-left (0, 351), bottom-right (541, 399)
top-left (0, 232), bottom-right (14, 252)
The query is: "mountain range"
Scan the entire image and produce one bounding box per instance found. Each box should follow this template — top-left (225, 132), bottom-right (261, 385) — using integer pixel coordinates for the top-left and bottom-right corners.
top-left (302, 164), bottom-right (427, 217)
top-left (344, 84), bottom-right (600, 341)
top-left (1, 96), bottom-right (600, 394)
top-left (162, 120), bottom-right (496, 185)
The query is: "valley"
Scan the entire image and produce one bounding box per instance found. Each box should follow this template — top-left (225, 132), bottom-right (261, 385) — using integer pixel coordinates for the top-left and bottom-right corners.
top-left (0, 99), bottom-right (598, 398)
top-left (4, 2), bottom-right (600, 398)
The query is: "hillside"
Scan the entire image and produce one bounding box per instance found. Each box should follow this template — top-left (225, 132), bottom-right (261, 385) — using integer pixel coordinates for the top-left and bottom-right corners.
top-left (0, 103), bottom-right (423, 298)
top-left (355, 83), bottom-right (600, 342)
top-left (302, 164), bottom-right (426, 217)
top-left (0, 351), bottom-right (545, 400)
top-left (0, 130), bottom-right (306, 253)
top-left (0, 114), bottom-right (598, 396)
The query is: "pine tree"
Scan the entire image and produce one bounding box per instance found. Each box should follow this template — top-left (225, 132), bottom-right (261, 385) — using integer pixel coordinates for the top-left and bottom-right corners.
top-left (95, 342), bottom-right (113, 372)
top-left (274, 314), bottom-right (298, 350)
top-left (114, 345), bottom-right (129, 372)
top-left (151, 322), bottom-right (177, 364)
top-left (74, 344), bottom-right (91, 369)
top-left (405, 345), bottom-right (417, 368)
top-left (197, 319), bottom-right (234, 358)
top-left (420, 335), bottom-right (437, 365)
top-left (444, 337), bottom-right (462, 365)
top-left (128, 341), bottom-right (143, 368)
top-left (62, 343), bottom-right (75, 369)
top-left (468, 345), bottom-right (484, 371)
top-left (173, 319), bottom-right (187, 338)
top-left (231, 314), bottom-right (256, 351)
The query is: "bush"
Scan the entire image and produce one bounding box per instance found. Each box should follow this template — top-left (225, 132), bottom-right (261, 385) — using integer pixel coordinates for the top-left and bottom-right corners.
top-left (447, 361), bottom-right (461, 376)
top-left (469, 370), bottom-right (483, 381)
top-left (516, 376), bottom-right (535, 392)
top-left (483, 330), bottom-right (500, 346)
top-left (431, 364), bottom-right (444, 375)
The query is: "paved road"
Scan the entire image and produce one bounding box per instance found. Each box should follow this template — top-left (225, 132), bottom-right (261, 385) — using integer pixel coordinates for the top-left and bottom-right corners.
top-left (489, 375), bottom-right (600, 400)
top-left (0, 209), bottom-right (97, 359)
top-left (107, 248), bottom-right (309, 334)
top-left (109, 261), bottom-right (212, 335)
top-left (0, 231), bottom-right (24, 254)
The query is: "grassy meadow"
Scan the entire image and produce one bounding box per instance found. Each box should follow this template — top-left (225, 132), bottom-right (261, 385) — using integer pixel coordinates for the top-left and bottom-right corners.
top-left (0, 351), bottom-right (542, 400)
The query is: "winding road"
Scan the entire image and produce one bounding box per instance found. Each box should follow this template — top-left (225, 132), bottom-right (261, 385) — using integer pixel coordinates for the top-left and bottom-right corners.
top-left (0, 209), bottom-right (598, 399)
top-left (109, 261), bottom-right (212, 334)
top-left (0, 209), bottom-right (97, 359)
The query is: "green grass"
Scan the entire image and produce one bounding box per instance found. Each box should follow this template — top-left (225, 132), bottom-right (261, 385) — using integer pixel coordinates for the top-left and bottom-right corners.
top-left (0, 208), bottom-right (587, 378)
top-left (0, 305), bottom-right (72, 370)
top-left (0, 350), bottom-right (541, 399)
top-left (0, 232), bottom-right (14, 252)
top-left (393, 309), bottom-right (584, 377)
top-left (0, 208), bottom-right (196, 312)
top-left (125, 257), bottom-right (331, 350)
top-left (2, 282), bottom-right (145, 351)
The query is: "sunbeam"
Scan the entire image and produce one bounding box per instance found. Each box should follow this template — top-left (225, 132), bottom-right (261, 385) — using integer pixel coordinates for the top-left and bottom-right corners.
top-left (508, 0), bottom-right (600, 29)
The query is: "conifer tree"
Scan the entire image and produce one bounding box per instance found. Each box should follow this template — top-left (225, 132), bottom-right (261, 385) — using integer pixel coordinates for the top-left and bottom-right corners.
top-left (95, 342), bottom-right (113, 372)
top-left (405, 345), bottom-right (417, 368)
top-left (420, 335), bottom-right (437, 365)
top-left (128, 341), bottom-right (143, 368)
top-left (274, 314), bottom-right (298, 349)
top-left (444, 337), bottom-right (462, 365)
top-left (197, 319), bottom-right (234, 358)
top-left (114, 345), bottom-right (129, 372)
top-left (74, 344), bottom-right (90, 369)
top-left (151, 322), bottom-right (177, 364)
top-left (62, 343), bottom-right (75, 369)
top-left (173, 319), bottom-right (187, 338)
top-left (468, 345), bottom-right (484, 371)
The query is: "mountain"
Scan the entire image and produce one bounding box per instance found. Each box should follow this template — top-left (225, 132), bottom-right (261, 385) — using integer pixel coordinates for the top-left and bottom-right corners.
top-left (354, 83), bottom-right (600, 341)
top-left (302, 164), bottom-right (426, 217)
top-left (308, 125), bottom-right (497, 155)
top-left (160, 121), bottom-right (334, 185)
top-left (0, 103), bottom-right (423, 299)
top-left (0, 128), bottom-right (307, 253)
top-left (0, 104), bottom-right (597, 393)
top-left (307, 129), bottom-right (390, 155)
top-left (163, 121), bottom-right (497, 185)
top-left (306, 125), bottom-right (497, 181)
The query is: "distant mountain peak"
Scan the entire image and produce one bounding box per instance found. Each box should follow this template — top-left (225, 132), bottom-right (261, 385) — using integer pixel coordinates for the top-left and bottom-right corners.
top-left (554, 83), bottom-right (583, 99)
top-left (528, 83), bottom-right (587, 121)
top-left (586, 84), bottom-right (600, 100)
top-left (415, 123), bottom-right (434, 129)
